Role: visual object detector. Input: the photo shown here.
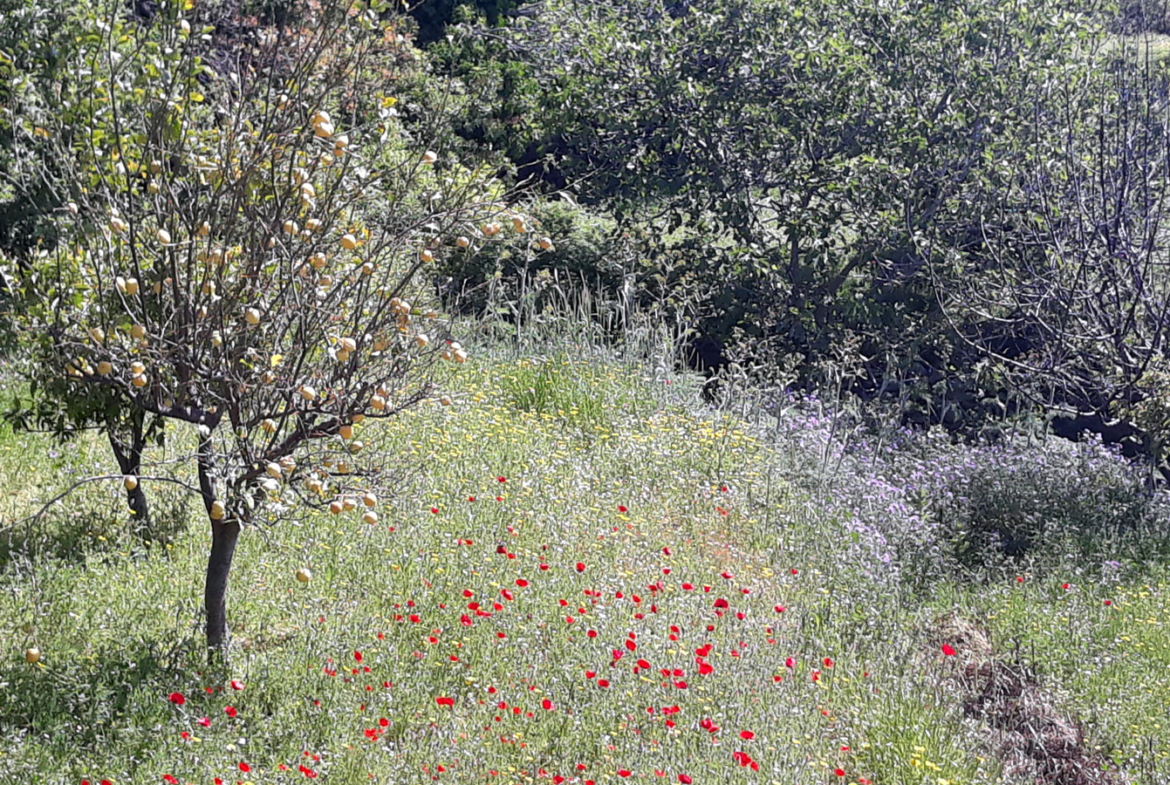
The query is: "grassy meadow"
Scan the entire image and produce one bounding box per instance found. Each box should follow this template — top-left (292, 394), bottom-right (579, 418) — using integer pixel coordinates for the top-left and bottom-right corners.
top-left (1, 342), bottom-right (1169, 785)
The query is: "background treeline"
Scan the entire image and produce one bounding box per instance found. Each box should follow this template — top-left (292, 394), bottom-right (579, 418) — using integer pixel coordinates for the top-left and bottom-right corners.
top-left (8, 0), bottom-right (1170, 476)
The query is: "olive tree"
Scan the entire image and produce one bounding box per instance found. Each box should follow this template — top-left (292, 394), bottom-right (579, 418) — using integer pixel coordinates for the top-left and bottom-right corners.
top-left (13, 0), bottom-right (518, 649)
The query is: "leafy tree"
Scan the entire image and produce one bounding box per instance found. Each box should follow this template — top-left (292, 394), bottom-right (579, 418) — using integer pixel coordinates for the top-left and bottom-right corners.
top-left (932, 48), bottom-right (1170, 475)
top-left (0, 0), bottom-right (80, 266)
top-left (13, 0), bottom-right (515, 650)
top-left (0, 0), bottom-right (165, 521)
top-left (473, 0), bottom-right (1107, 389)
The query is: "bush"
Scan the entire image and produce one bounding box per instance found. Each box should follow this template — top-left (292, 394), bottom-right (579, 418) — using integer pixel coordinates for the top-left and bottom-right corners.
top-left (437, 199), bottom-right (631, 314)
top-left (862, 428), bottom-right (1170, 580)
top-left (763, 396), bottom-right (1170, 587)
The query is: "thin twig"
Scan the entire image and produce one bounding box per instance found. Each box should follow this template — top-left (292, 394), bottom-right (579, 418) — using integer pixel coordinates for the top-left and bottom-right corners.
top-left (0, 474), bottom-right (204, 534)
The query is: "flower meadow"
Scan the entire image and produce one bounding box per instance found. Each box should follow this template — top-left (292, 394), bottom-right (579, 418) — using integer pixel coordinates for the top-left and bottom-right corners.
top-left (3, 354), bottom-right (1170, 784)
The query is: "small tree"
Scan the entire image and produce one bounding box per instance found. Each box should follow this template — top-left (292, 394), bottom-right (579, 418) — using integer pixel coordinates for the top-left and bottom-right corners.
top-left (14, 0), bottom-right (518, 650)
top-left (931, 48), bottom-right (1170, 471)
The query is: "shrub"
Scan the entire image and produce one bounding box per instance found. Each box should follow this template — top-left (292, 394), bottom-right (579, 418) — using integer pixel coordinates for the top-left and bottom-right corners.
top-left (438, 199), bottom-right (630, 314)
top-left (761, 395), bottom-right (1170, 586)
top-left (858, 427), bottom-right (1170, 581)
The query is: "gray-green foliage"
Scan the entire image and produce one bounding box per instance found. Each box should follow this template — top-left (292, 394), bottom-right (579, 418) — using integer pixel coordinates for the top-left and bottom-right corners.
top-left (483, 0), bottom-right (1108, 379)
top-left (438, 199), bottom-right (630, 312)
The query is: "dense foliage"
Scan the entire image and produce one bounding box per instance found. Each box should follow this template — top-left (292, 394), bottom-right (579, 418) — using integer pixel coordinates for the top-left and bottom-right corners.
top-left (423, 0), bottom-right (1170, 471)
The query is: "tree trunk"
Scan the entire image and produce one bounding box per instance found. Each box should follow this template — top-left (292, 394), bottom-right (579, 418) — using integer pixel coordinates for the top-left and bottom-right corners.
top-left (205, 517), bottom-right (241, 649)
top-left (197, 435), bottom-right (238, 651)
top-left (108, 417), bottom-right (150, 526)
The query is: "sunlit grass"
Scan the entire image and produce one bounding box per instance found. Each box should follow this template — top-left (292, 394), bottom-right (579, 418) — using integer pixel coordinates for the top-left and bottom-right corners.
top-left (0, 354), bottom-right (1166, 784)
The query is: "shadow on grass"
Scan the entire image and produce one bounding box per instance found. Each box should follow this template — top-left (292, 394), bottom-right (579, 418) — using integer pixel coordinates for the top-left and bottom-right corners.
top-left (0, 490), bottom-right (192, 571)
top-left (0, 633), bottom-right (198, 757)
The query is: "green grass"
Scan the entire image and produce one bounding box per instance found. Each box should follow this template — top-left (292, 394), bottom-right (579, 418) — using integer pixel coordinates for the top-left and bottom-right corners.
top-left (0, 354), bottom-right (1168, 784)
top-left (1107, 33), bottom-right (1170, 63)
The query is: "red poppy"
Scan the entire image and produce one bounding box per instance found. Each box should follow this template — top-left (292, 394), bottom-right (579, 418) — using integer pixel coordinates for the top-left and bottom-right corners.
top-left (617, 771), bottom-right (631, 778)
top-left (732, 751), bottom-right (754, 768)
top-left (740, 730), bottom-right (755, 740)
top-left (941, 644), bottom-right (956, 656)
top-left (834, 769), bottom-right (846, 777)
top-left (436, 696), bottom-right (454, 707)
top-left (618, 505), bottom-right (628, 513)
top-left (224, 705), bottom-right (238, 717)
top-left (163, 776), bottom-right (179, 784)
top-left (239, 762), bottom-right (251, 773)
top-left (575, 562), bottom-right (586, 572)
top-left (230, 679), bottom-right (245, 690)
top-left (678, 777), bottom-right (692, 784)
top-left (823, 657), bottom-right (834, 668)
top-left (541, 698), bottom-right (554, 710)
top-left (197, 716), bottom-right (211, 727)
top-left (167, 692), bottom-right (185, 705)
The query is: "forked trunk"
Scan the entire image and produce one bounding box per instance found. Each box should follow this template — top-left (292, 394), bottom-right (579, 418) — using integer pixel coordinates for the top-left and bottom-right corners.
top-left (108, 417), bottom-right (150, 525)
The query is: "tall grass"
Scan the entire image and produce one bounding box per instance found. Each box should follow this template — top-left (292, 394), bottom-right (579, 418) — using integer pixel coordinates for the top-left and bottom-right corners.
top-left (0, 298), bottom-right (1167, 784)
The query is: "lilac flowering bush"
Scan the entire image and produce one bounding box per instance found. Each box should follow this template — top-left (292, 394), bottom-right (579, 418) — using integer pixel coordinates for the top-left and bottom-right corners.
top-left (765, 395), bottom-right (1170, 585)
top-left (872, 429), bottom-right (1170, 580)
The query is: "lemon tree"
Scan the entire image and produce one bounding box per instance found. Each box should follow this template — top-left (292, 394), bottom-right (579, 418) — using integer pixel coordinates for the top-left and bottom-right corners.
top-left (11, 0), bottom-right (522, 651)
